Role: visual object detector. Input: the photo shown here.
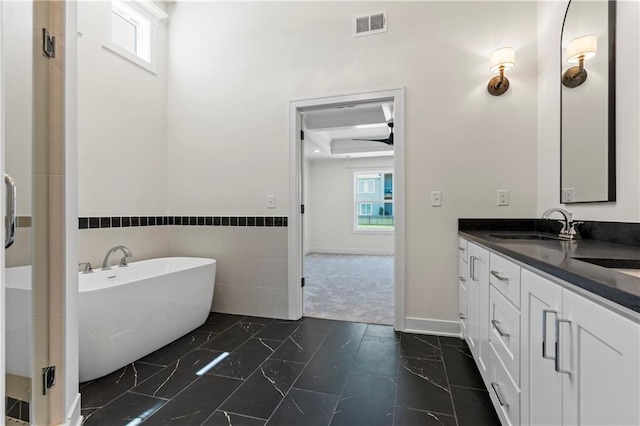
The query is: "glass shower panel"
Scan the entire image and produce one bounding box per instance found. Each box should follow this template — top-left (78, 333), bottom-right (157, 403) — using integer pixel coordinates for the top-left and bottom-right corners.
top-left (3, 0), bottom-right (65, 424)
top-left (3, 1), bottom-right (35, 423)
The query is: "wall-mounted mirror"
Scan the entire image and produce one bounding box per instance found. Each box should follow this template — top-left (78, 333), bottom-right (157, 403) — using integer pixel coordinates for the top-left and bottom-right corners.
top-left (561, 0), bottom-right (616, 203)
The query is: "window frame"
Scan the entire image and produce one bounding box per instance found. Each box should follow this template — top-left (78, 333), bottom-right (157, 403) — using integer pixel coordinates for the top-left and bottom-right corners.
top-left (352, 169), bottom-right (394, 234)
top-left (102, 0), bottom-right (167, 74)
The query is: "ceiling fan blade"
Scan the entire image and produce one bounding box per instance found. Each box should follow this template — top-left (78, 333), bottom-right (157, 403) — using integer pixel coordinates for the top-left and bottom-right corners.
top-left (353, 138), bottom-right (388, 143)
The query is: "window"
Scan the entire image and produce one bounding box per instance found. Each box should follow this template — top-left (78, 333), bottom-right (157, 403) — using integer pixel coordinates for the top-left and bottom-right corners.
top-left (357, 179), bottom-right (375, 194)
top-left (102, 0), bottom-right (167, 73)
top-left (354, 170), bottom-right (394, 232)
top-left (359, 203), bottom-right (372, 216)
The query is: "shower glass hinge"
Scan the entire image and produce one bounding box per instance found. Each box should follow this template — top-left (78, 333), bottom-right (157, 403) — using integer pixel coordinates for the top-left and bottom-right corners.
top-left (42, 28), bottom-right (56, 58)
top-left (42, 365), bottom-right (56, 395)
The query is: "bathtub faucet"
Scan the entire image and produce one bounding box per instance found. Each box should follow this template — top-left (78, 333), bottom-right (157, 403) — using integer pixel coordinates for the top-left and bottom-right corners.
top-left (102, 246), bottom-right (133, 270)
top-left (79, 262), bottom-right (94, 274)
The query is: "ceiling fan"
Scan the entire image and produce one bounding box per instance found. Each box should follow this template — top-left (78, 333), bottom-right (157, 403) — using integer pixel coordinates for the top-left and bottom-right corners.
top-left (353, 122), bottom-right (394, 146)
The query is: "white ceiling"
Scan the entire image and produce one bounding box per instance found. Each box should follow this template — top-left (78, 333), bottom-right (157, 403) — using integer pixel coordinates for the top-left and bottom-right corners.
top-left (302, 101), bottom-right (394, 160)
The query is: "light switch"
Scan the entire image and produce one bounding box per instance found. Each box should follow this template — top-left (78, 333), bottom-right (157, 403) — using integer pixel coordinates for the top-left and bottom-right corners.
top-left (497, 190), bottom-right (509, 206)
top-left (267, 195), bottom-right (276, 209)
top-left (431, 191), bottom-right (442, 207)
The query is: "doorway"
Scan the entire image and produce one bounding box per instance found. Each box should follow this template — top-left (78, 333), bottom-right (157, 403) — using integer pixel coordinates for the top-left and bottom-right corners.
top-left (288, 88), bottom-right (406, 330)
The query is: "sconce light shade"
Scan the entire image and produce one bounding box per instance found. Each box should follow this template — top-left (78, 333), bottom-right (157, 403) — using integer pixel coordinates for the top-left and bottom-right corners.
top-left (566, 35), bottom-right (597, 63)
top-left (489, 47), bottom-right (515, 72)
top-left (488, 47), bottom-right (515, 96)
top-left (563, 35), bottom-right (597, 88)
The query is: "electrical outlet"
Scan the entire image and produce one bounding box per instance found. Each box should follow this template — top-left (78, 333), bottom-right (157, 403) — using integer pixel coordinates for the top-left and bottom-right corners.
top-left (562, 188), bottom-right (575, 203)
top-left (497, 190), bottom-right (509, 206)
top-left (267, 195), bottom-right (276, 209)
top-left (431, 191), bottom-right (442, 207)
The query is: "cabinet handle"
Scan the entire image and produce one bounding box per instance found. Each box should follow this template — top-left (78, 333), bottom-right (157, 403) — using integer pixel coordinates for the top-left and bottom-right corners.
top-left (542, 310), bottom-right (557, 360)
top-left (458, 247), bottom-right (465, 252)
top-left (459, 313), bottom-right (466, 320)
top-left (4, 173), bottom-right (16, 249)
top-left (470, 256), bottom-right (477, 280)
top-left (490, 270), bottom-right (509, 282)
top-left (555, 318), bottom-right (572, 375)
top-left (491, 382), bottom-right (508, 407)
top-left (491, 319), bottom-right (510, 337)
top-left (459, 276), bottom-right (466, 282)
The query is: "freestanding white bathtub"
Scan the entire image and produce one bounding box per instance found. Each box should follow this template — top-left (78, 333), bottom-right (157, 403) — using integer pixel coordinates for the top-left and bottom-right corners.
top-left (5, 265), bottom-right (32, 378)
top-left (79, 257), bottom-right (216, 382)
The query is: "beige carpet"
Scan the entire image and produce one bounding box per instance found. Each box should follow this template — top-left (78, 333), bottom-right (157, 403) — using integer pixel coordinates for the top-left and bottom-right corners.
top-left (303, 253), bottom-right (394, 325)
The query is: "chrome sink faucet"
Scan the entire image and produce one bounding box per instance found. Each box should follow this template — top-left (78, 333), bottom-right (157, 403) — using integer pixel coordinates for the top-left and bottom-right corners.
top-left (541, 208), bottom-right (581, 241)
top-left (102, 246), bottom-right (133, 270)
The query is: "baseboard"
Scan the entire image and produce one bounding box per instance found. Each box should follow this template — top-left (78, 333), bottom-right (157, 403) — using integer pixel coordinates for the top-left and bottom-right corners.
top-left (307, 247), bottom-right (394, 256)
top-left (66, 392), bottom-right (82, 426)
top-left (403, 317), bottom-right (461, 337)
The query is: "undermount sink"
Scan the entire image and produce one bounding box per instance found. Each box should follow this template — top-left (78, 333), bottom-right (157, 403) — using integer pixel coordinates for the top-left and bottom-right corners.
top-left (573, 258), bottom-right (640, 279)
top-left (572, 258), bottom-right (640, 269)
top-left (490, 234), bottom-right (561, 241)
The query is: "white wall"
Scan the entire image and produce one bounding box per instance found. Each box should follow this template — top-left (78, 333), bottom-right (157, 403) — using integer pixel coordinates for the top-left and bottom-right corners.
top-left (537, 0), bottom-right (640, 221)
top-left (78, 1), bottom-right (168, 217)
top-left (306, 157), bottom-right (394, 255)
top-left (167, 1), bottom-right (539, 328)
top-left (77, 1), bottom-right (171, 265)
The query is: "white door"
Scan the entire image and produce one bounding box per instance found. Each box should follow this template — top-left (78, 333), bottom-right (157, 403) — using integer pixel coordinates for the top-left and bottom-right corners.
top-left (561, 290), bottom-right (640, 426)
top-left (476, 245), bottom-right (490, 382)
top-left (520, 270), bottom-right (563, 426)
top-left (467, 243), bottom-right (481, 356)
top-left (468, 241), bottom-right (490, 381)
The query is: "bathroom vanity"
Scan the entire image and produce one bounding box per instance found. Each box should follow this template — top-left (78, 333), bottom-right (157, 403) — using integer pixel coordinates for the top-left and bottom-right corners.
top-left (458, 219), bottom-right (640, 426)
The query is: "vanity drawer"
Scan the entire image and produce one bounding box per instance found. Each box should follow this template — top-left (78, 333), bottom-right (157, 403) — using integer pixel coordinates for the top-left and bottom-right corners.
top-left (489, 253), bottom-right (521, 308)
top-left (458, 238), bottom-right (468, 262)
top-left (459, 261), bottom-right (468, 294)
top-left (489, 286), bottom-right (520, 386)
top-left (489, 345), bottom-right (521, 426)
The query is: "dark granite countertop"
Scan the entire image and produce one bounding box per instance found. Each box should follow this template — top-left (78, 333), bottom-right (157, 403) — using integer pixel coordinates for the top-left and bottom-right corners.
top-left (458, 219), bottom-right (640, 317)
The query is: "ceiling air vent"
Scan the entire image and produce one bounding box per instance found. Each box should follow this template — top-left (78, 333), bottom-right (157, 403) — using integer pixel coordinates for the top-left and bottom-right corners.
top-left (353, 10), bottom-right (387, 37)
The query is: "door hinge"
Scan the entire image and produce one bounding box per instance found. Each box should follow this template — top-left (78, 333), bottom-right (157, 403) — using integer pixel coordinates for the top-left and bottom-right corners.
top-left (42, 28), bottom-right (56, 58)
top-left (42, 366), bottom-right (56, 395)
top-left (300, 130), bottom-right (305, 140)
top-left (301, 204), bottom-right (305, 214)
top-left (301, 277), bottom-right (305, 287)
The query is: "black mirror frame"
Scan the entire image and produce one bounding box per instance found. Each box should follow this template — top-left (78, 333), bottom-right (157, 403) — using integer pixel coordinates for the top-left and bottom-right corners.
top-left (560, 0), bottom-right (616, 204)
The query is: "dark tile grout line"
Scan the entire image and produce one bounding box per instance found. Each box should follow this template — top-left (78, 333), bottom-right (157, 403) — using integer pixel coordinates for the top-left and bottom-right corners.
top-left (392, 331), bottom-right (401, 426)
top-left (438, 336), bottom-right (461, 426)
top-left (324, 335), bottom-right (361, 426)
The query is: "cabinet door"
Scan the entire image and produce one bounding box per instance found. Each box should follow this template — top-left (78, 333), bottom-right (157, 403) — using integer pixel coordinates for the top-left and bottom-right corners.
top-left (468, 242), bottom-right (490, 381)
top-left (561, 291), bottom-right (640, 426)
top-left (520, 270), bottom-right (563, 426)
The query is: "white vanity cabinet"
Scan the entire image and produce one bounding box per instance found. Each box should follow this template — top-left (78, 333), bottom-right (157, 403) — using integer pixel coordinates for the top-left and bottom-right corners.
top-left (459, 237), bottom-right (640, 426)
top-left (521, 269), bottom-right (640, 426)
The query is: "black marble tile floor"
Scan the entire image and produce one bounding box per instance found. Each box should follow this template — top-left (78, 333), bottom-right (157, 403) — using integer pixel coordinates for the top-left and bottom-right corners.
top-left (80, 313), bottom-right (499, 426)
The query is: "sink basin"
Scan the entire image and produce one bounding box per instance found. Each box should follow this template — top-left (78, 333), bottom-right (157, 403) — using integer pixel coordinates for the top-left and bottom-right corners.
top-left (491, 234), bottom-right (560, 241)
top-left (572, 258), bottom-right (640, 269)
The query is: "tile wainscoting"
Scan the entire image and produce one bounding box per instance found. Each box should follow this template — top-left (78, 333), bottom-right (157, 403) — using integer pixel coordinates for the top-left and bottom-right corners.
top-left (79, 221), bottom-right (290, 319)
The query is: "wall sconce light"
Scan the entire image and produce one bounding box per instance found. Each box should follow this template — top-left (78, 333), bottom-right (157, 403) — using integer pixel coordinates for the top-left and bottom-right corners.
top-left (562, 35), bottom-right (597, 88)
top-left (488, 47), bottom-right (515, 96)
